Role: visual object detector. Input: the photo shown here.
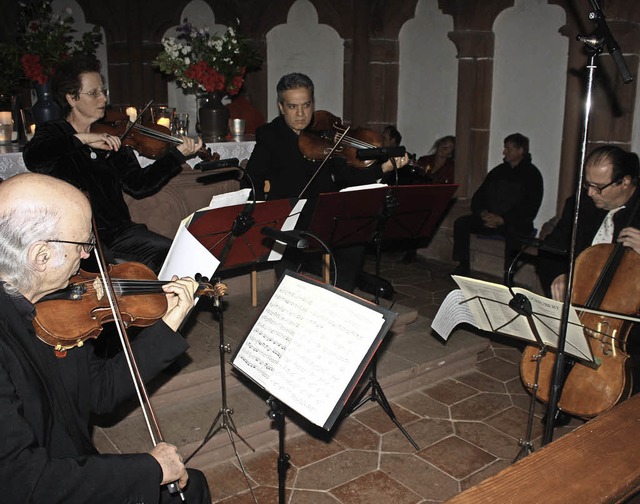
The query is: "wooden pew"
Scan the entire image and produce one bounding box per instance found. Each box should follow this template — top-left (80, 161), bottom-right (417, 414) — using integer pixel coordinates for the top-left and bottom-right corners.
top-left (445, 394), bottom-right (640, 504)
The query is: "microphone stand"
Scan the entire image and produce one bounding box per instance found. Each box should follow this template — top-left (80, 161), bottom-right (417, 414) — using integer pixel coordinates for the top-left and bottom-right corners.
top-left (543, 1), bottom-right (633, 446)
top-left (345, 157), bottom-right (419, 450)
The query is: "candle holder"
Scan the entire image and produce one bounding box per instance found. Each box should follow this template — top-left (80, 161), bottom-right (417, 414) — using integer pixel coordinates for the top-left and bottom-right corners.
top-left (150, 106), bottom-right (175, 130)
top-left (0, 95), bottom-right (15, 146)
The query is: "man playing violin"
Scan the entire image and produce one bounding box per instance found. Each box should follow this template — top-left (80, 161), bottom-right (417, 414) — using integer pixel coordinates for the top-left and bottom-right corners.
top-left (23, 55), bottom-right (203, 274)
top-left (0, 173), bottom-right (211, 503)
top-left (245, 72), bottom-right (408, 291)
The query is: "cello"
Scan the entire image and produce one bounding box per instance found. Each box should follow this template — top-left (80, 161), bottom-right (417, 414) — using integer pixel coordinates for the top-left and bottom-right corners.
top-left (520, 242), bottom-right (640, 418)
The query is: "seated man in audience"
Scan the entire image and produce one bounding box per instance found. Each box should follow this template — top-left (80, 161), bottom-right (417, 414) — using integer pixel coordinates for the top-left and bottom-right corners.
top-left (452, 132), bottom-right (543, 276)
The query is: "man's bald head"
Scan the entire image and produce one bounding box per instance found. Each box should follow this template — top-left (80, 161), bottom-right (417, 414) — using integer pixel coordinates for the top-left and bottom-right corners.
top-left (0, 174), bottom-right (92, 299)
top-left (0, 173), bottom-right (90, 217)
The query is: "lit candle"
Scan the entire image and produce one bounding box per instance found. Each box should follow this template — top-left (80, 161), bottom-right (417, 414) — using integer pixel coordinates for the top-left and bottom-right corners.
top-left (125, 106), bottom-right (137, 122)
top-left (30, 124), bottom-right (36, 135)
top-left (157, 117), bottom-right (171, 129)
top-left (0, 111), bottom-right (12, 125)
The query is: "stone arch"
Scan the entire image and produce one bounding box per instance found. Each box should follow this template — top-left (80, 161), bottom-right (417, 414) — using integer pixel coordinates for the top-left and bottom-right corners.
top-left (53, 0), bottom-right (108, 86)
top-left (266, 0), bottom-right (344, 120)
top-left (398, 0), bottom-right (457, 156)
top-left (490, 0), bottom-right (567, 230)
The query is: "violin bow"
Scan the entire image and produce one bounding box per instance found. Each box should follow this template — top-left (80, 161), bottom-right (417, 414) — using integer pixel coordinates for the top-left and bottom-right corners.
top-left (297, 125), bottom-right (351, 200)
top-left (90, 219), bottom-right (185, 501)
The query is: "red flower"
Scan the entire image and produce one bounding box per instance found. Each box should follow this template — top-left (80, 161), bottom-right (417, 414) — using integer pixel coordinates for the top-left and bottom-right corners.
top-left (227, 74), bottom-right (244, 96)
top-left (185, 60), bottom-right (226, 93)
top-left (21, 53), bottom-right (48, 84)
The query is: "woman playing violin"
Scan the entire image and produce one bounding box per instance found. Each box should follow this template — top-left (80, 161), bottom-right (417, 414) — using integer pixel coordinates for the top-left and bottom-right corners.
top-left (244, 72), bottom-right (409, 292)
top-left (0, 173), bottom-right (211, 503)
top-left (23, 55), bottom-right (203, 273)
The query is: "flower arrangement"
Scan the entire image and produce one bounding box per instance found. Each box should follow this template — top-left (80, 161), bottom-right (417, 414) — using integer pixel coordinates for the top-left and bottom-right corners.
top-left (153, 19), bottom-right (261, 96)
top-left (17, 0), bottom-right (102, 84)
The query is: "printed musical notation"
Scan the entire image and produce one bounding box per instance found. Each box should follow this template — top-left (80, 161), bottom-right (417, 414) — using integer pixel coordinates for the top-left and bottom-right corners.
top-left (233, 274), bottom-right (391, 428)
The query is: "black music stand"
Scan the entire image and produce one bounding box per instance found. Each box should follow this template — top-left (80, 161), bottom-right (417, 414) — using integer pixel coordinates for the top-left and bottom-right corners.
top-left (231, 272), bottom-right (397, 503)
top-left (436, 276), bottom-right (593, 459)
top-left (183, 199), bottom-right (297, 496)
top-left (306, 184), bottom-right (457, 450)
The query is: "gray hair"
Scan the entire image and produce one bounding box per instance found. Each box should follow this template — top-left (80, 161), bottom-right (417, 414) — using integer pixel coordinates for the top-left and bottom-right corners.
top-left (276, 73), bottom-right (314, 103)
top-left (0, 205), bottom-right (63, 296)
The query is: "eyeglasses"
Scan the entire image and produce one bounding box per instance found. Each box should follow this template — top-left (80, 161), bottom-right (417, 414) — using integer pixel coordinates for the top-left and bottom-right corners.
top-left (582, 178), bottom-right (622, 195)
top-left (79, 88), bottom-right (109, 99)
top-left (46, 231), bottom-right (96, 254)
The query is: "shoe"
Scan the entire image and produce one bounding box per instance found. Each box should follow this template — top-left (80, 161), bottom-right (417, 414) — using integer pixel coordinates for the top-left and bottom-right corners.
top-left (401, 249), bottom-right (417, 264)
top-left (541, 409), bottom-right (572, 427)
top-left (451, 264), bottom-right (470, 276)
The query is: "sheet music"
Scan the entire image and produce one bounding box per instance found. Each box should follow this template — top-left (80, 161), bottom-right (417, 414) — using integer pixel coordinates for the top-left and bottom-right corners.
top-left (431, 289), bottom-right (477, 341)
top-left (233, 275), bottom-right (387, 428)
top-left (208, 187), bottom-right (251, 209)
top-left (267, 199), bottom-right (307, 261)
top-left (159, 217), bottom-right (220, 282)
top-left (430, 276), bottom-right (592, 362)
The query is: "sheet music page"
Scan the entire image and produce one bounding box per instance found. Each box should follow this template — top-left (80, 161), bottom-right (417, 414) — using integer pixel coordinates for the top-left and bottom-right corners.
top-left (431, 289), bottom-right (477, 341)
top-left (267, 199), bottom-right (307, 262)
top-left (450, 276), bottom-right (591, 362)
top-left (208, 187), bottom-right (251, 209)
top-left (339, 183), bottom-right (387, 192)
top-left (159, 220), bottom-right (220, 282)
top-left (233, 275), bottom-right (386, 427)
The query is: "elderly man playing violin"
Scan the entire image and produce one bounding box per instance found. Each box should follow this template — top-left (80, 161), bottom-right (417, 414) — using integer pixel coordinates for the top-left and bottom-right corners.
top-left (23, 55), bottom-right (203, 274)
top-left (0, 173), bottom-right (211, 503)
top-left (245, 72), bottom-right (408, 291)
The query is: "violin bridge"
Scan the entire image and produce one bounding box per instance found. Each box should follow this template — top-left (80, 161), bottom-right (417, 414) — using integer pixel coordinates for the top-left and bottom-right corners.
top-left (93, 277), bottom-right (104, 300)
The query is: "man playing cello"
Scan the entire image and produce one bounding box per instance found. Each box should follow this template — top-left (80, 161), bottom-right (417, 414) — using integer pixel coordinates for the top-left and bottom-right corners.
top-left (536, 145), bottom-right (640, 424)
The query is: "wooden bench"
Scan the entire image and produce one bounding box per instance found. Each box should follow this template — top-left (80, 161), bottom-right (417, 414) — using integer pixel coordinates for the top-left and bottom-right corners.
top-left (445, 394), bottom-right (640, 503)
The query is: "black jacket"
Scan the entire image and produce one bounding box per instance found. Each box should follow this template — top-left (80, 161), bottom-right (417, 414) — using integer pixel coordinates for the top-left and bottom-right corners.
top-left (23, 120), bottom-right (185, 243)
top-left (245, 115), bottom-right (384, 200)
top-left (0, 287), bottom-right (188, 503)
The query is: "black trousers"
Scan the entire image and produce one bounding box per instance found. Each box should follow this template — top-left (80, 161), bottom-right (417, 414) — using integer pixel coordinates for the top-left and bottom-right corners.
top-left (107, 223), bottom-right (172, 274)
top-left (452, 214), bottom-right (506, 267)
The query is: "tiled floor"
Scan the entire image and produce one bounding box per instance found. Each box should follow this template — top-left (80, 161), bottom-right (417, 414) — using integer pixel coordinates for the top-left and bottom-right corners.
top-left (191, 253), bottom-right (585, 503)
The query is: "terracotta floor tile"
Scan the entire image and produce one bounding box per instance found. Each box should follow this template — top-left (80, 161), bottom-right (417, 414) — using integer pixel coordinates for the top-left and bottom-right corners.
top-left (450, 392), bottom-right (513, 421)
top-left (286, 431), bottom-right (345, 468)
top-left (332, 416), bottom-right (381, 451)
top-left (416, 436), bottom-right (496, 480)
top-left (380, 452), bottom-right (459, 501)
top-left (454, 420), bottom-right (520, 459)
top-left (485, 405), bottom-right (542, 441)
top-left (455, 370), bottom-right (507, 393)
top-left (203, 461), bottom-right (256, 502)
top-left (476, 356), bottom-right (520, 382)
top-left (423, 379), bottom-right (478, 405)
top-left (394, 390), bottom-right (450, 419)
top-left (330, 470), bottom-right (422, 504)
top-left (294, 450), bottom-right (379, 490)
top-left (382, 418), bottom-right (453, 452)
top-left (352, 401), bottom-right (421, 435)
top-left (290, 489), bottom-right (342, 503)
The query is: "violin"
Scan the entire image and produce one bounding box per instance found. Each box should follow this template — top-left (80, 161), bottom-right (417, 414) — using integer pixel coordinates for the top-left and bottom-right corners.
top-left (91, 109), bottom-right (218, 161)
top-left (33, 261), bottom-right (225, 354)
top-left (520, 243), bottom-right (640, 418)
top-left (298, 110), bottom-right (427, 172)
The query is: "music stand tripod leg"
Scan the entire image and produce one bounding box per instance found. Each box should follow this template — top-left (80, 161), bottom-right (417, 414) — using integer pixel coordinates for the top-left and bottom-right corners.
top-left (514, 345), bottom-right (547, 462)
top-left (185, 299), bottom-right (258, 502)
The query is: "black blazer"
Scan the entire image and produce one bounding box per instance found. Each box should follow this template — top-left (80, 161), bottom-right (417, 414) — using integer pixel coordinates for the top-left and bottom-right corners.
top-left (0, 288), bottom-right (189, 503)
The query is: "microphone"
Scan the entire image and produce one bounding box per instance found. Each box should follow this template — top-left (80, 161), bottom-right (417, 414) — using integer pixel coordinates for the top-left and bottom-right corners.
top-left (195, 158), bottom-right (240, 171)
top-left (356, 146), bottom-right (406, 160)
top-left (261, 227), bottom-right (308, 249)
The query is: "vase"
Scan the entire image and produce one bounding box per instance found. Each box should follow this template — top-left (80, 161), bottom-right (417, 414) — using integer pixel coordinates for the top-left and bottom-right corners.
top-left (198, 91), bottom-right (228, 142)
top-left (32, 81), bottom-right (62, 126)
